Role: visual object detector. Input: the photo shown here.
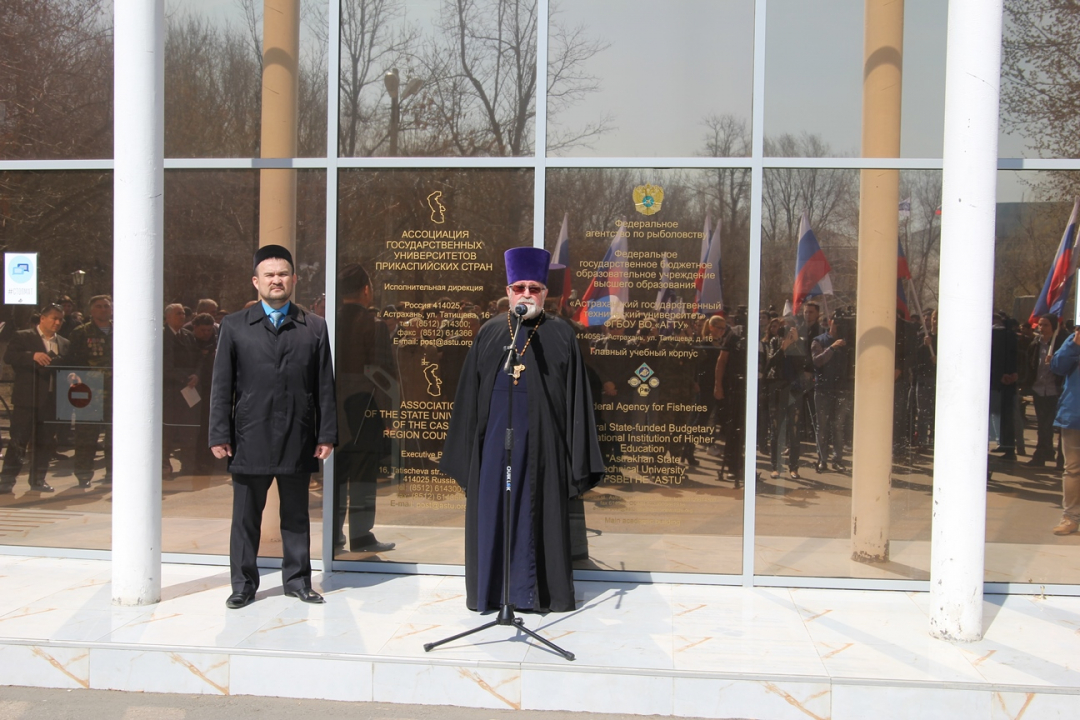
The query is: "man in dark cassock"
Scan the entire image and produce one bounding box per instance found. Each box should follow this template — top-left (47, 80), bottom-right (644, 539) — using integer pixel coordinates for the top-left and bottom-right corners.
top-left (440, 247), bottom-right (605, 613)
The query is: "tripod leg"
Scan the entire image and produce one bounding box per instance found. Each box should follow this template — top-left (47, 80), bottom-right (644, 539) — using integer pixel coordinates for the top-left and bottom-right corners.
top-left (423, 619), bottom-right (500, 652)
top-left (512, 618), bottom-right (575, 661)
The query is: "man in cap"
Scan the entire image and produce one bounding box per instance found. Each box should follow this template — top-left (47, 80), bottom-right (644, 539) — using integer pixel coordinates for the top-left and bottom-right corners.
top-left (209, 244), bottom-right (337, 608)
top-left (441, 247), bottom-right (605, 613)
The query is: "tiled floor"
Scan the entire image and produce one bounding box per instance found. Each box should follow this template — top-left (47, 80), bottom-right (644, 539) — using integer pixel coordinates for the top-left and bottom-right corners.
top-left (1, 555), bottom-right (1080, 718)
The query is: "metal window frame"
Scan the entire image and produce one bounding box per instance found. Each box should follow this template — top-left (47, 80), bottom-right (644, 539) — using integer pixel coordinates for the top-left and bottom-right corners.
top-left (3, 0), bottom-right (1079, 596)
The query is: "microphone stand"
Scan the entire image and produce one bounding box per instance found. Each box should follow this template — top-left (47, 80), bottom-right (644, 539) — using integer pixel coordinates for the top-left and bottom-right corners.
top-left (424, 309), bottom-right (575, 662)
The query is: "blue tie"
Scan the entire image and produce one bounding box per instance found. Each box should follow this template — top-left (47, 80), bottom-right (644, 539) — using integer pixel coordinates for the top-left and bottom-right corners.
top-left (270, 310), bottom-right (284, 328)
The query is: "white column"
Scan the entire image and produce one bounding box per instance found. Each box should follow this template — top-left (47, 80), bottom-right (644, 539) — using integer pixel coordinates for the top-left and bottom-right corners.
top-left (112, 0), bottom-right (164, 606)
top-left (929, 0), bottom-right (1003, 641)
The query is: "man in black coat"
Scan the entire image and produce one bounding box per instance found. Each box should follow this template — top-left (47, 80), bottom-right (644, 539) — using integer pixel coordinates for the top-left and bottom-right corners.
top-left (1, 304), bottom-right (71, 493)
top-left (163, 303), bottom-right (200, 478)
top-left (440, 247), bottom-right (605, 614)
top-left (333, 263), bottom-right (396, 553)
top-left (67, 295), bottom-right (114, 487)
top-left (209, 245), bottom-right (337, 609)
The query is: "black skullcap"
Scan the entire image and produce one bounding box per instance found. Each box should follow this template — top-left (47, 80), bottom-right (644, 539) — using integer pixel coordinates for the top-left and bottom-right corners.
top-left (338, 263), bottom-right (371, 295)
top-left (253, 244), bottom-right (294, 274)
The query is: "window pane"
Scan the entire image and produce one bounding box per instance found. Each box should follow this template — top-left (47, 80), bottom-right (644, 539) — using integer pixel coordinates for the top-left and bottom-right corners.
top-left (755, 168), bottom-right (939, 579)
top-left (1000, 4), bottom-right (1080, 159)
top-left (164, 0), bottom-right (328, 158)
top-left (988, 171), bottom-right (1080, 584)
top-left (334, 168), bottom-right (533, 562)
top-left (547, 0), bottom-right (754, 158)
top-left (337, 0), bottom-right (538, 158)
top-left (547, 167), bottom-right (751, 575)
top-left (1, 2), bottom-right (114, 160)
top-left (162, 169), bottom-right (327, 559)
top-left (765, 0), bottom-right (948, 159)
top-left (0, 170), bottom-right (113, 550)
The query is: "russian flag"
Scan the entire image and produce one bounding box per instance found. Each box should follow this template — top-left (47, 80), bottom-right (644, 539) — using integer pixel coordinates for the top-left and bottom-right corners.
top-left (655, 253), bottom-right (677, 312)
top-left (697, 217), bottom-right (724, 315)
top-left (897, 239), bottom-right (912, 321)
top-left (550, 212), bottom-right (571, 309)
top-left (654, 253), bottom-right (682, 335)
top-left (693, 212), bottom-right (712, 312)
top-left (1030, 197), bottom-right (1080, 325)
top-left (574, 224), bottom-right (629, 326)
top-left (792, 211), bottom-right (833, 315)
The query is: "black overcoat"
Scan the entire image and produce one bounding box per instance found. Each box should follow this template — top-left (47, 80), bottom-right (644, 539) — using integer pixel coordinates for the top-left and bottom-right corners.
top-left (209, 303), bottom-right (337, 475)
top-left (5, 329), bottom-right (70, 411)
top-left (440, 313), bottom-right (605, 612)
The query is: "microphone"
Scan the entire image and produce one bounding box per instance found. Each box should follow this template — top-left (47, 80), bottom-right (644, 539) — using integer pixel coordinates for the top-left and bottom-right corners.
top-left (504, 305), bottom-right (528, 375)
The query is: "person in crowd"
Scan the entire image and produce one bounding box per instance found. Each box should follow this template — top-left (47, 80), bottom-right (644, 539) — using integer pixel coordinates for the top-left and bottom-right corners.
top-left (713, 312), bottom-right (747, 483)
top-left (1049, 325), bottom-right (1080, 535)
top-left (764, 316), bottom-right (803, 479)
top-left (0, 304), bottom-right (70, 493)
top-left (162, 302), bottom-right (200, 477)
top-left (893, 311), bottom-right (918, 450)
top-left (183, 299), bottom-right (220, 334)
top-left (210, 245), bottom-right (336, 609)
top-left (811, 311), bottom-right (850, 473)
top-left (189, 312), bottom-right (218, 475)
top-left (912, 309), bottom-right (937, 451)
top-left (758, 315), bottom-right (782, 456)
top-left (333, 263), bottom-right (397, 554)
top-left (57, 295), bottom-right (80, 338)
top-left (702, 314), bottom-right (730, 458)
top-left (440, 247), bottom-right (605, 613)
top-left (1024, 314), bottom-right (1066, 467)
top-left (67, 295), bottom-right (114, 487)
top-left (797, 301), bottom-right (823, 449)
top-left (990, 313), bottom-right (1020, 461)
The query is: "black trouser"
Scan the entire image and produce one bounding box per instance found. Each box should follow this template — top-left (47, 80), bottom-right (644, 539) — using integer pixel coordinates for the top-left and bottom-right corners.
top-left (230, 473), bottom-right (312, 594)
top-left (721, 385), bottom-right (746, 474)
top-left (333, 449), bottom-right (379, 549)
top-left (814, 388), bottom-right (850, 466)
top-left (2, 406), bottom-right (54, 487)
top-left (74, 421), bottom-right (112, 482)
top-left (1032, 393), bottom-right (1059, 460)
top-left (769, 382), bottom-right (800, 471)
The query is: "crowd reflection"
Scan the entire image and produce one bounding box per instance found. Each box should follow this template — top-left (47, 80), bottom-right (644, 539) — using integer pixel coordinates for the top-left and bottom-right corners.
top-left (1, 281), bottom-right (1075, 557)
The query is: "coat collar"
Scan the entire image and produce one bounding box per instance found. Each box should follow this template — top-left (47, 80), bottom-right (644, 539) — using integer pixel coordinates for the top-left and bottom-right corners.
top-left (244, 301), bottom-right (307, 328)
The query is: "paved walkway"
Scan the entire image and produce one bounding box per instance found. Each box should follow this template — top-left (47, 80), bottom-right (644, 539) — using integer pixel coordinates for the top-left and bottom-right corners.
top-left (1, 555), bottom-right (1079, 719)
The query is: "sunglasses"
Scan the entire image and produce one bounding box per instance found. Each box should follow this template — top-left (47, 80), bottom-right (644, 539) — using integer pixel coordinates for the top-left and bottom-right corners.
top-left (508, 283), bottom-right (546, 294)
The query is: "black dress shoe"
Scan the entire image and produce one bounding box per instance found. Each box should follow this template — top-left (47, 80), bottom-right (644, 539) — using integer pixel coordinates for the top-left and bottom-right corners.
top-left (225, 590), bottom-right (256, 609)
top-left (353, 540), bottom-right (396, 553)
top-left (29, 483), bottom-right (55, 493)
top-left (285, 587), bottom-right (325, 604)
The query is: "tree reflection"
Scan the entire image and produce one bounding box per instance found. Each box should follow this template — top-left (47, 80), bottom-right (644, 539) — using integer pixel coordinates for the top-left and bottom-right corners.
top-left (0, 0), bottom-right (112, 160)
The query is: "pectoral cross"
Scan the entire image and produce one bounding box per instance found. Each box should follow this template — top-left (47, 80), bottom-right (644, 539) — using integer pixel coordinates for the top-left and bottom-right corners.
top-left (512, 363), bottom-right (526, 384)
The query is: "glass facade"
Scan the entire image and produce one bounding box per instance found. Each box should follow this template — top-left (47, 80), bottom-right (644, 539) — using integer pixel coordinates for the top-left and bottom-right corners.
top-left (160, 169), bottom-right (327, 558)
top-left (3, 0), bottom-right (1080, 593)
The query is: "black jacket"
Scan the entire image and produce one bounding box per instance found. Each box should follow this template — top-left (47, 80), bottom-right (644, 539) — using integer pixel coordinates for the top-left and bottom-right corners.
top-left (209, 303), bottom-right (337, 475)
top-left (5, 328), bottom-right (70, 411)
